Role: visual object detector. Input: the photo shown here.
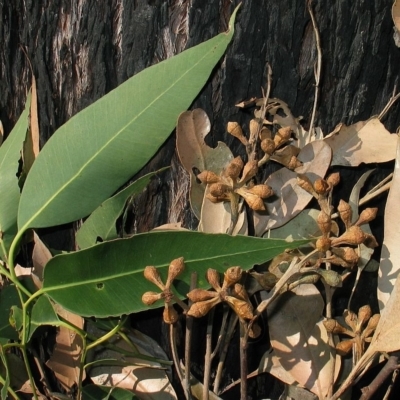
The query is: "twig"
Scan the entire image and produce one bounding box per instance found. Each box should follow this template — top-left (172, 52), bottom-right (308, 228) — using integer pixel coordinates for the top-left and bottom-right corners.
top-left (203, 308), bottom-right (215, 400)
top-left (239, 323), bottom-right (248, 400)
top-left (307, 0), bottom-right (322, 142)
top-left (211, 307), bottom-right (229, 359)
top-left (359, 352), bottom-right (400, 400)
top-left (383, 368), bottom-right (399, 400)
top-left (184, 272), bottom-right (197, 400)
top-left (169, 324), bottom-right (185, 393)
top-left (378, 87), bottom-right (400, 120)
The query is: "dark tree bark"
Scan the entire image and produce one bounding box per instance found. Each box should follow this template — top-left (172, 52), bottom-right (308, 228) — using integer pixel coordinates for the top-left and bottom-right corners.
top-left (1, 0), bottom-right (400, 398)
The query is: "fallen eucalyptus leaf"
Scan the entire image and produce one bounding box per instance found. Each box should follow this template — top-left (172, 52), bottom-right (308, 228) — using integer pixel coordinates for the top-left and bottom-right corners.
top-left (176, 109), bottom-right (233, 218)
top-left (378, 134), bottom-right (400, 310)
top-left (254, 140), bottom-right (332, 235)
top-left (324, 118), bottom-right (397, 166)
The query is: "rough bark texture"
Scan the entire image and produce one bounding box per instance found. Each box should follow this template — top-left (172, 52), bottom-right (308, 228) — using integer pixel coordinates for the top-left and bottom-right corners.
top-left (1, 0), bottom-right (400, 398)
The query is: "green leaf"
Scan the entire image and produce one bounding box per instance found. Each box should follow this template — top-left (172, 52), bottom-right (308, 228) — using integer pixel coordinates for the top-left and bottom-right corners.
top-left (0, 94), bottom-right (31, 259)
top-left (27, 295), bottom-right (60, 341)
top-left (76, 169), bottom-right (166, 249)
top-left (17, 7), bottom-right (239, 232)
top-left (0, 286), bottom-right (19, 341)
top-left (82, 385), bottom-right (138, 400)
top-left (42, 231), bottom-right (307, 317)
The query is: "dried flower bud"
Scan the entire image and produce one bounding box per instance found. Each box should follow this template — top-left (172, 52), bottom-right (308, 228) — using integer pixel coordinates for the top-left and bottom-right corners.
top-left (344, 309), bottom-right (357, 332)
top-left (357, 305), bottom-right (372, 330)
top-left (273, 126), bottom-right (292, 148)
top-left (316, 236), bottom-right (332, 252)
top-left (236, 188), bottom-right (266, 211)
top-left (232, 283), bottom-right (249, 302)
top-left (187, 298), bottom-right (219, 318)
top-left (249, 118), bottom-right (261, 138)
top-left (259, 127), bottom-right (272, 141)
top-left (163, 304), bottom-right (179, 324)
top-left (323, 318), bottom-right (351, 335)
top-left (166, 257), bottom-right (185, 286)
top-left (225, 296), bottom-right (253, 319)
top-left (142, 291), bottom-right (163, 305)
top-left (355, 208), bottom-right (378, 226)
top-left (239, 160), bottom-right (258, 183)
top-left (206, 269), bottom-right (221, 291)
top-left (288, 156), bottom-right (302, 170)
top-left (336, 340), bottom-right (354, 356)
top-left (144, 266), bottom-right (165, 290)
top-left (317, 269), bottom-right (342, 287)
top-left (260, 138), bottom-right (276, 155)
top-left (227, 122), bottom-right (248, 145)
top-left (297, 174), bottom-right (317, 197)
top-left (363, 233), bottom-right (379, 248)
top-left (331, 247), bottom-right (360, 266)
top-left (209, 183), bottom-right (230, 198)
top-left (363, 314), bottom-right (380, 337)
top-left (326, 172), bottom-right (340, 188)
top-left (317, 211), bottom-right (332, 236)
top-left (224, 156), bottom-right (244, 180)
top-left (337, 200), bottom-right (353, 229)
top-left (197, 170), bottom-right (220, 184)
top-left (223, 267), bottom-right (243, 288)
top-left (331, 225), bottom-right (366, 247)
top-left (246, 184), bottom-right (274, 199)
top-left (314, 179), bottom-right (330, 195)
top-left (187, 288), bottom-right (217, 302)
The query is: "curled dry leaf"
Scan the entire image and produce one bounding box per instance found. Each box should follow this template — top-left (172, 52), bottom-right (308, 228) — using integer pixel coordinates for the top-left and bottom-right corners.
top-left (46, 305), bottom-right (85, 392)
top-left (324, 118), bottom-right (397, 166)
top-left (254, 140), bottom-right (332, 235)
top-left (378, 134), bottom-right (400, 310)
top-left (265, 284), bottom-right (340, 399)
top-left (176, 109), bottom-right (233, 219)
top-left (88, 328), bottom-right (177, 399)
top-left (31, 232), bottom-right (52, 289)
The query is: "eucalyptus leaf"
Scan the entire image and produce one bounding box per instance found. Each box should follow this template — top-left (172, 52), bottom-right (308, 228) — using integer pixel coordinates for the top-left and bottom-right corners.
top-left (76, 169), bottom-right (167, 249)
top-left (17, 7), bottom-right (239, 233)
top-left (0, 93), bottom-right (31, 259)
top-left (42, 231), bottom-right (307, 317)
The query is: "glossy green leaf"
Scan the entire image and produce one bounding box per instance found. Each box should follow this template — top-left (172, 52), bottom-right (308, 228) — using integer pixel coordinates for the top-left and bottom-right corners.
top-left (42, 231), bottom-right (307, 317)
top-left (76, 170), bottom-right (166, 249)
top-left (17, 7), bottom-right (239, 233)
top-left (27, 295), bottom-right (60, 341)
top-left (82, 385), bottom-right (138, 400)
top-left (0, 94), bottom-right (30, 259)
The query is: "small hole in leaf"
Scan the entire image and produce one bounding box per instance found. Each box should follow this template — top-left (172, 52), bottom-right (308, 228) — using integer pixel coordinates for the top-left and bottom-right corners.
top-left (96, 283), bottom-right (104, 290)
top-left (192, 167), bottom-right (201, 183)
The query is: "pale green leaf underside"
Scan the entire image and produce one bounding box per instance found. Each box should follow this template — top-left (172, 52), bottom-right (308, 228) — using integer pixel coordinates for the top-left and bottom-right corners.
top-left (42, 231), bottom-right (307, 317)
top-left (18, 8), bottom-right (239, 232)
top-left (76, 170), bottom-right (166, 249)
top-left (0, 93), bottom-right (31, 259)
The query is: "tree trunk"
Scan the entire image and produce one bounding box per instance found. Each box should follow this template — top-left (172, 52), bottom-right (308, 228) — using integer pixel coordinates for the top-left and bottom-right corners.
top-left (1, 0), bottom-right (399, 398)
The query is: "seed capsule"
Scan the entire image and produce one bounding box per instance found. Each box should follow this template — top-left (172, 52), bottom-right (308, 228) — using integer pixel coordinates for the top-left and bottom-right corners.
top-left (246, 184), bottom-right (274, 199)
top-left (331, 225), bottom-right (366, 246)
top-left (223, 267), bottom-right (243, 288)
top-left (235, 188), bottom-right (266, 211)
top-left (344, 309), bottom-right (357, 332)
top-left (317, 211), bottom-right (332, 236)
top-left (144, 266), bottom-right (165, 290)
top-left (363, 314), bottom-right (380, 337)
top-left (314, 179), bottom-right (330, 195)
top-left (225, 296), bottom-right (254, 320)
top-left (261, 138), bottom-right (276, 155)
top-left (197, 170), bottom-right (220, 184)
top-left (227, 121), bottom-right (248, 145)
top-left (209, 183), bottom-right (230, 198)
top-left (357, 305), bottom-right (372, 330)
top-left (337, 200), bottom-right (353, 229)
top-left (166, 257), bottom-right (185, 286)
top-left (206, 269), bottom-right (222, 291)
top-left (142, 291), bottom-right (163, 305)
top-left (163, 304), bottom-right (179, 324)
top-left (239, 160), bottom-right (258, 183)
top-left (224, 156), bottom-right (244, 180)
top-left (187, 297), bottom-right (220, 318)
top-left (316, 236), bottom-right (332, 252)
top-left (249, 118), bottom-right (261, 138)
top-left (323, 318), bottom-right (351, 335)
top-left (326, 172), bottom-right (340, 188)
top-left (355, 208), bottom-right (378, 226)
top-left (297, 174), bottom-right (317, 197)
top-left (274, 126), bottom-right (292, 148)
top-left (187, 288), bottom-right (217, 302)
top-left (259, 127), bottom-right (272, 141)
top-left (331, 247), bottom-right (360, 265)
top-left (336, 340), bottom-right (354, 356)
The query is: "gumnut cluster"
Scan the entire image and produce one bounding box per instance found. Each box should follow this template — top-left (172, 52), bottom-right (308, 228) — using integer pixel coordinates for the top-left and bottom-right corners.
top-left (197, 156), bottom-right (273, 212)
top-left (141, 257), bottom-right (186, 324)
top-left (187, 267), bottom-right (254, 321)
top-left (315, 199), bottom-right (378, 269)
top-left (323, 305), bottom-right (380, 362)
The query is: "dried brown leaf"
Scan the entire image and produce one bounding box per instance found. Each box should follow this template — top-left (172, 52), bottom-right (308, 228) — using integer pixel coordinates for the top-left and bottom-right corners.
top-left (324, 118), bottom-right (397, 166)
top-left (89, 328), bottom-right (177, 399)
top-left (31, 232), bottom-right (52, 289)
top-left (266, 284), bottom-right (340, 399)
top-left (254, 140), bottom-right (332, 235)
top-left (46, 305), bottom-right (85, 392)
top-left (379, 134), bottom-right (400, 310)
top-left (176, 109), bottom-right (233, 218)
